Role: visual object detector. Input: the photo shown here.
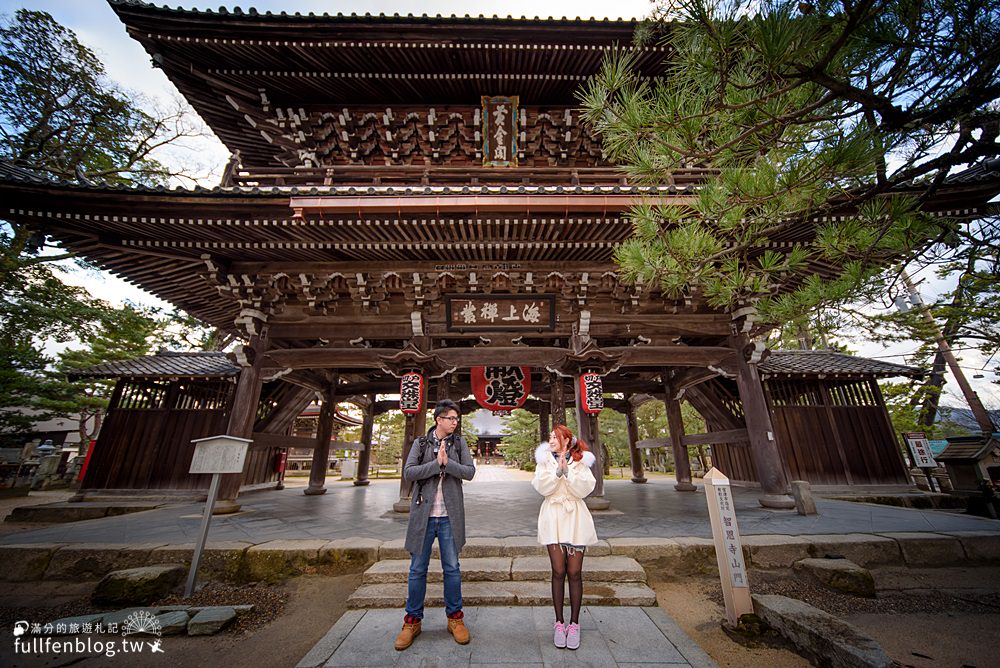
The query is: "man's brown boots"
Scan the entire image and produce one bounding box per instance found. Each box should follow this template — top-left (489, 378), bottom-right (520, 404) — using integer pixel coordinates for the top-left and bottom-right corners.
top-left (394, 615), bottom-right (421, 651)
top-left (447, 615), bottom-right (470, 644)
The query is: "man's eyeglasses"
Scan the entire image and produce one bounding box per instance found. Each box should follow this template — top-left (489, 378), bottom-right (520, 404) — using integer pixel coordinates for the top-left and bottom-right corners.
top-left (437, 415), bottom-right (460, 422)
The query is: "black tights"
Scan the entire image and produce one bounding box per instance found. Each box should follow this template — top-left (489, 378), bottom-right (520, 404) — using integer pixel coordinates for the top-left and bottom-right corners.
top-left (547, 544), bottom-right (584, 624)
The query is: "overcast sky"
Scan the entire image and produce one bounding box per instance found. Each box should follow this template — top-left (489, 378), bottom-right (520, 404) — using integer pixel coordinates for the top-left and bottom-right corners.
top-left (14, 0), bottom-right (999, 410)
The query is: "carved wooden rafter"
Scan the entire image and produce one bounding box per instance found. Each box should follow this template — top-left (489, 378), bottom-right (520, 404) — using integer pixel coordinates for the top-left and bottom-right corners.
top-left (199, 267), bottom-right (661, 320)
top-left (377, 342), bottom-right (451, 379)
top-left (244, 105), bottom-right (609, 168)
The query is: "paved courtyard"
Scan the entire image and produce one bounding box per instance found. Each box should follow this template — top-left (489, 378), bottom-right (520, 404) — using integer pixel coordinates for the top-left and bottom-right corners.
top-left (297, 606), bottom-right (717, 668)
top-left (3, 466), bottom-right (997, 546)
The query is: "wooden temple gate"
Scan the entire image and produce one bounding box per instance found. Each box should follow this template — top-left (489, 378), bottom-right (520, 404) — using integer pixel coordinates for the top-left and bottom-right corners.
top-left (4, 5), bottom-right (998, 512)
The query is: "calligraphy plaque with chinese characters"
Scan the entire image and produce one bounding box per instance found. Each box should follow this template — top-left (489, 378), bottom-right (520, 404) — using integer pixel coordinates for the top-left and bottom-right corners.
top-left (445, 294), bottom-right (555, 332)
top-left (903, 432), bottom-right (937, 468)
top-left (482, 95), bottom-right (518, 167)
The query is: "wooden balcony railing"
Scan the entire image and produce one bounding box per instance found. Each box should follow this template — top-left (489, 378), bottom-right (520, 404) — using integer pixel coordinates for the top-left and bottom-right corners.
top-left (222, 164), bottom-right (715, 189)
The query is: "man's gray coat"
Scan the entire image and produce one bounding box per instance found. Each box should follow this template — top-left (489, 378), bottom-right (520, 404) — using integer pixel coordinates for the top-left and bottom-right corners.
top-left (403, 429), bottom-right (476, 555)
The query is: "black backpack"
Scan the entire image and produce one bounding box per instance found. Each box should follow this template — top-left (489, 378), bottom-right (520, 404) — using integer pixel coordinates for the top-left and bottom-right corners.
top-left (413, 434), bottom-right (455, 506)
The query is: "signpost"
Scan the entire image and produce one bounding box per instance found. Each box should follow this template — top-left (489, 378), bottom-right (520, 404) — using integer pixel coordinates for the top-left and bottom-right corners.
top-left (185, 434), bottom-right (252, 597)
top-left (903, 431), bottom-right (937, 492)
top-left (703, 467), bottom-right (753, 626)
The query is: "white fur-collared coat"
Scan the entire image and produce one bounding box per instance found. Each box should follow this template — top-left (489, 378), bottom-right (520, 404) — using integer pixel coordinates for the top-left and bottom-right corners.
top-left (531, 443), bottom-right (599, 547)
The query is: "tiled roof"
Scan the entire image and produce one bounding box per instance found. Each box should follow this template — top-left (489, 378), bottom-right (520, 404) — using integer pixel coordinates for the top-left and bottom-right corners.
top-left (762, 350), bottom-right (923, 378)
top-left (944, 158), bottom-right (1000, 185)
top-left (936, 435), bottom-right (1000, 461)
top-left (108, 1), bottom-right (640, 23)
top-left (68, 350), bottom-right (239, 380)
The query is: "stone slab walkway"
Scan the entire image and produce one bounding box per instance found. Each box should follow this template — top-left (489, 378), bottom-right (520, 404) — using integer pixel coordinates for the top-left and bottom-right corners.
top-left (4, 470), bottom-right (998, 547)
top-left (296, 606), bottom-right (719, 668)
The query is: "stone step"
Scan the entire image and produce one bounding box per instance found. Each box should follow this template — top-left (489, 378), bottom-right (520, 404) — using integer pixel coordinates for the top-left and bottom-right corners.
top-left (347, 581), bottom-right (657, 608)
top-left (6, 502), bottom-right (167, 524)
top-left (362, 555), bottom-right (647, 585)
top-left (512, 555), bottom-right (646, 583)
top-left (363, 557), bottom-right (512, 584)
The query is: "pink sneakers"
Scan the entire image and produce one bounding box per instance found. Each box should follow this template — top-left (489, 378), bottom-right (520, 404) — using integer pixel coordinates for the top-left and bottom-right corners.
top-left (565, 622), bottom-right (581, 650)
top-left (553, 620), bottom-right (566, 648)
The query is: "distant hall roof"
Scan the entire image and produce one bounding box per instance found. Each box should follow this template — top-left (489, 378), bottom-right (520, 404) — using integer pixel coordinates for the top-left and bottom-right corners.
top-left (68, 350), bottom-right (239, 380)
top-left (760, 350), bottom-right (922, 379)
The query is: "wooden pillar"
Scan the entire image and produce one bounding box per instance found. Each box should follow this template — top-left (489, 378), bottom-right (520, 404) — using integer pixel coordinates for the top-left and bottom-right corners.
top-left (305, 376), bottom-right (338, 496)
top-left (394, 394), bottom-right (427, 513)
top-left (539, 399), bottom-right (551, 444)
top-left (730, 335), bottom-right (795, 509)
top-left (625, 396), bottom-right (647, 484)
top-left (663, 377), bottom-right (696, 491)
top-left (354, 394), bottom-right (375, 487)
top-left (214, 332), bottom-right (267, 514)
top-left (550, 373), bottom-right (566, 427)
top-left (574, 372), bottom-right (609, 510)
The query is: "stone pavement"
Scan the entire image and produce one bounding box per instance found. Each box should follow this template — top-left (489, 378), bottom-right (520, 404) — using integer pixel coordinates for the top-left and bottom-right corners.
top-left (3, 467), bottom-right (998, 547)
top-left (296, 606), bottom-right (719, 668)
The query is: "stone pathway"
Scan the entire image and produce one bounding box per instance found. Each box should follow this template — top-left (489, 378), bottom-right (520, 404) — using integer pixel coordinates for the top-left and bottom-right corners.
top-left (5, 475), bottom-right (997, 547)
top-left (296, 606), bottom-right (718, 668)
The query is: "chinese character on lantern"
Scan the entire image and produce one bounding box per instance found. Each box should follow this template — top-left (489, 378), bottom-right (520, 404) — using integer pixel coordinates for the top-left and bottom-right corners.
top-left (579, 372), bottom-right (604, 414)
top-left (471, 365), bottom-right (531, 414)
top-left (399, 372), bottom-right (424, 414)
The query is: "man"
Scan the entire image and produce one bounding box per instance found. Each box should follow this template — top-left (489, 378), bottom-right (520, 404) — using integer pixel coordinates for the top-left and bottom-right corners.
top-left (394, 398), bottom-right (476, 651)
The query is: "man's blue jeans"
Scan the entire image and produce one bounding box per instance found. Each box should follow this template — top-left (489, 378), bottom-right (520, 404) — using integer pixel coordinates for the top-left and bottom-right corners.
top-left (405, 516), bottom-right (462, 619)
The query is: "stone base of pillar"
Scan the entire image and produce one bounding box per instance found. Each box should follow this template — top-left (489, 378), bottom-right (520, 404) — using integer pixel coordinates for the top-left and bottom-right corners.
top-left (212, 499), bottom-right (241, 515)
top-left (303, 486), bottom-right (327, 496)
top-left (630, 477), bottom-right (647, 484)
top-left (392, 498), bottom-right (411, 513)
top-left (674, 482), bottom-right (697, 492)
top-left (353, 479), bottom-right (371, 487)
top-left (758, 493), bottom-right (796, 509)
top-left (584, 496), bottom-right (611, 511)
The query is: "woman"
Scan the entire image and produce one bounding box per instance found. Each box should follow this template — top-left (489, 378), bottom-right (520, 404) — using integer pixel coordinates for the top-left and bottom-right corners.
top-left (531, 424), bottom-right (598, 650)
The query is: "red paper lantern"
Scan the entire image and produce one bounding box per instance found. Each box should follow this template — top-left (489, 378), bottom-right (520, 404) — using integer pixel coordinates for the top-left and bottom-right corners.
top-left (579, 372), bottom-right (604, 414)
top-left (399, 372), bottom-right (424, 414)
top-left (471, 366), bottom-right (531, 413)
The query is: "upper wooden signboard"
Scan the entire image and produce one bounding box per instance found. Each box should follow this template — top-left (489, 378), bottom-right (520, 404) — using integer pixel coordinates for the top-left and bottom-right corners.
top-left (445, 294), bottom-right (556, 331)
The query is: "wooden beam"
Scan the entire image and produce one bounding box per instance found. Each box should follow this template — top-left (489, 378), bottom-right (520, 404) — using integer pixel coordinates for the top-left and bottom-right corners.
top-left (230, 261), bottom-right (621, 275)
top-left (684, 429), bottom-right (750, 447)
top-left (636, 428), bottom-right (749, 449)
top-left (262, 345), bottom-right (737, 371)
top-left (251, 432), bottom-right (364, 451)
top-left (290, 194), bottom-right (699, 216)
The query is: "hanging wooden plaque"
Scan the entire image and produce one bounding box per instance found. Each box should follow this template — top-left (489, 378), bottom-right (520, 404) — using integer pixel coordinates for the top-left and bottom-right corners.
top-left (482, 95), bottom-right (519, 167)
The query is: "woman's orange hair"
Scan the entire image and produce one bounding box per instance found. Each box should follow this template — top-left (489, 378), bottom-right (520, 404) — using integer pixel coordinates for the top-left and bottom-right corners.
top-left (552, 424), bottom-right (589, 462)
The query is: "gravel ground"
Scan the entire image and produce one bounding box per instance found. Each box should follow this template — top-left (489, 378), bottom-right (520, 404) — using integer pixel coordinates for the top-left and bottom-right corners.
top-left (154, 581), bottom-right (288, 635)
top-left (0, 579), bottom-right (289, 637)
top-left (744, 568), bottom-right (1000, 616)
